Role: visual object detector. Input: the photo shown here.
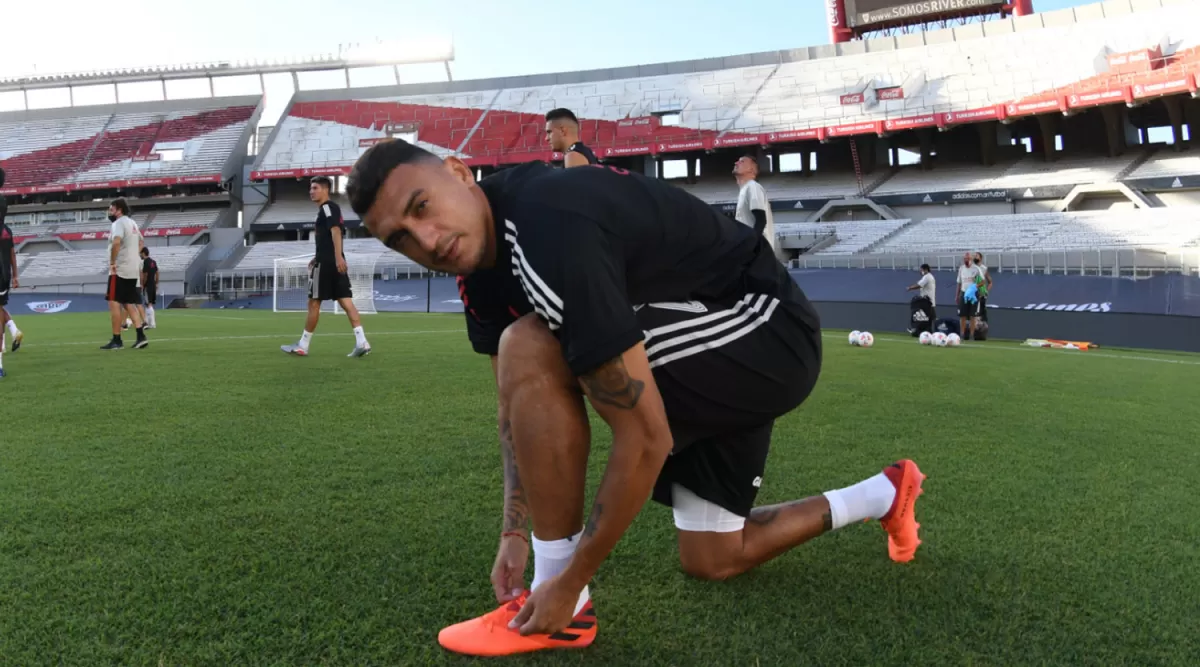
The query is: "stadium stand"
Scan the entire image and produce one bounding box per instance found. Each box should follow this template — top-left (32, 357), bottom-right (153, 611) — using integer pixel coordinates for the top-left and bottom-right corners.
top-left (18, 245), bottom-right (206, 280)
top-left (232, 238), bottom-right (391, 272)
top-left (252, 1), bottom-right (1199, 175)
top-left (1126, 149), bottom-right (1200, 182)
top-left (253, 196), bottom-right (361, 227)
top-left (776, 220), bottom-right (912, 254)
top-left (677, 172), bottom-right (869, 203)
top-left (873, 207), bottom-right (1200, 254)
top-left (0, 96), bottom-right (260, 194)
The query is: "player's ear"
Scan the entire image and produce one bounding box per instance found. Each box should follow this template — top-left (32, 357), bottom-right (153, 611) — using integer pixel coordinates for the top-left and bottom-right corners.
top-left (443, 156), bottom-right (474, 185)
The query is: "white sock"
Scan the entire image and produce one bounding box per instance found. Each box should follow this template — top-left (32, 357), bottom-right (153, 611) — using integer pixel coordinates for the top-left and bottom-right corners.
top-left (147, 307), bottom-right (155, 326)
top-left (5, 320), bottom-right (17, 336)
top-left (353, 325), bottom-right (368, 348)
top-left (299, 330), bottom-right (313, 351)
top-left (531, 531), bottom-right (590, 616)
top-left (0, 331), bottom-right (4, 368)
top-left (823, 473), bottom-right (896, 531)
top-left (125, 318), bottom-right (132, 328)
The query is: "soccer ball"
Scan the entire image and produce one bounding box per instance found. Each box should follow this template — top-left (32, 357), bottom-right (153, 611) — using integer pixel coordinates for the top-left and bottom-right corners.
top-left (932, 332), bottom-right (948, 347)
top-left (919, 331), bottom-right (932, 345)
top-left (849, 330), bottom-right (861, 346)
top-left (947, 333), bottom-right (961, 347)
top-left (858, 332), bottom-right (874, 347)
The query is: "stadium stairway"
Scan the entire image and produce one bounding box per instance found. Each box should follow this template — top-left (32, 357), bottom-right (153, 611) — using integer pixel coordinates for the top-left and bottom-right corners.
top-left (1116, 148), bottom-right (1160, 182)
top-left (861, 219), bottom-right (917, 254)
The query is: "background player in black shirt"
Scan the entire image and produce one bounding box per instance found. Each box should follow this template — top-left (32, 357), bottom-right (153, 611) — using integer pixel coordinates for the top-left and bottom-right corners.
top-left (280, 176), bottom-right (371, 358)
top-left (544, 108), bottom-right (598, 167)
top-left (0, 167), bottom-right (25, 366)
top-left (347, 140), bottom-right (925, 656)
top-left (139, 247), bottom-right (159, 329)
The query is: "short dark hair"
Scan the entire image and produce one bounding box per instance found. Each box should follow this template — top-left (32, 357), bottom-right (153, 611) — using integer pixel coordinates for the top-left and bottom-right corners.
top-left (920, 263), bottom-right (931, 272)
top-left (110, 198), bottom-right (130, 216)
top-left (311, 176), bottom-right (333, 191)
top-left (346, 139), bottom-right (441, 218)
top-left (544, 108), bottom-right (579, 126)
top-left (0, 167), bottom-right (6, 188)
top-left (974, 252), bottom-right (985, 263)
top-left (140, 247), bottom-right (150, 257)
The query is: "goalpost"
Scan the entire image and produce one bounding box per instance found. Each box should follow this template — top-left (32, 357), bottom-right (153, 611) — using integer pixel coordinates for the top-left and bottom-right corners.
top-left (273, 252), bottom-right (382, 314)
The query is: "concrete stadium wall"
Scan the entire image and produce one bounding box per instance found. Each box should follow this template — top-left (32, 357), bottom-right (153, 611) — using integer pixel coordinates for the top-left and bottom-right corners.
top-left (814, 300), bottom-right (1200, 353)
top-left (1149, 191), bottom-right (1200, 208)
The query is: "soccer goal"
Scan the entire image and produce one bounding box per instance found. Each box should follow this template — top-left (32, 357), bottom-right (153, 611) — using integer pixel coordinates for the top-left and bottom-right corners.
top-left (273, 252), bottom-right (381, 314)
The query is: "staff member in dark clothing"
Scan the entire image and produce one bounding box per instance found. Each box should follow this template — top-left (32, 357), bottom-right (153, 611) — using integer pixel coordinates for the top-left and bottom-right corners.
top-left (280, 176), bottom-right (371, 358)
top-left (545, 108), bottom-right (599, 167)
top-left (139, 247), bottom-right (158, 329)
top-left (0, 168), bottom-right (23, 360)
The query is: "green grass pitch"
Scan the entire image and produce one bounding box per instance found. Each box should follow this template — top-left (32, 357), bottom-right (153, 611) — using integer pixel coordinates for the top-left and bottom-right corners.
top-left (1, 310), bottom-right (1198, 665)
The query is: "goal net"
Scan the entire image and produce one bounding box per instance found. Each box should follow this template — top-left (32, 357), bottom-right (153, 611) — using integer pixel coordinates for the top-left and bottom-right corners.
top-left (273, 252), bottom-right (382, 314)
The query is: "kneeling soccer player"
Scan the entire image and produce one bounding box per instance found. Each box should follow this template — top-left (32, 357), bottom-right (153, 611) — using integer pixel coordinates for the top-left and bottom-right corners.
top-left (347, 140), bottom-right (926, 657)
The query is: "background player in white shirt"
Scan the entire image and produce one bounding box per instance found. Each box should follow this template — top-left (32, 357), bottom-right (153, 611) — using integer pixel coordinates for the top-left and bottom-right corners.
top-left (101, 199), bottom-right (148, 350)
top-left (732, 156), bottom-right (776, 254)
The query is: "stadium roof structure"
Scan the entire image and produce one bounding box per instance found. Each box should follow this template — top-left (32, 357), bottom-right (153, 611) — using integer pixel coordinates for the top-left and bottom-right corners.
top-left (0, 40), bottom-right (455, 108)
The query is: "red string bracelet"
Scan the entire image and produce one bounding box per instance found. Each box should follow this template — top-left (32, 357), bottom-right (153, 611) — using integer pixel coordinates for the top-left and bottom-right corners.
top-left (501, 531), bottom-right (529, 543)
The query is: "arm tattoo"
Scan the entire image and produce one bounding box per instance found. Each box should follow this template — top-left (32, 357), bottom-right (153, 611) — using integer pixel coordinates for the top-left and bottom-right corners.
top-left (580, 356), bottom-right (644, 410)
top-left (583, 503), bottom-right (603, 539)
top-left (500, 419), bottom-right (530, 533)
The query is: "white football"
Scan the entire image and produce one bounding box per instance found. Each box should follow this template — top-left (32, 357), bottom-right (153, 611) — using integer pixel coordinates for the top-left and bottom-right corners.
top-left (919, 332), bottom-right (932, 345)
top-left (858, 332), bottom-right (874, 347)
top-left (932, 332), bottom-right (948, 347)
top-left (849, 330), bottom-right (861, 346)
top-left (947, 333), bottom-right (961, 347)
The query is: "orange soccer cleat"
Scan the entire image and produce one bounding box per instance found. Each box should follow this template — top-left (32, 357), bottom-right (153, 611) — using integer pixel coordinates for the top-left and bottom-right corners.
top-left (437, 592), bottom-right (597, 657)
top-left (879, 459), bottom-right (926, 563)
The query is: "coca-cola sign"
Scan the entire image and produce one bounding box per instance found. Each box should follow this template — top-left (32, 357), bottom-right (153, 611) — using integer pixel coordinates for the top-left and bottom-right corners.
top-left (827, 0), bottom-right (842, 26)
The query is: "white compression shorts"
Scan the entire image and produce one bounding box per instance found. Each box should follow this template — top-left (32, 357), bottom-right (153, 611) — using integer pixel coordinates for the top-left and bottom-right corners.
top-left (671, 483), bottom-right (745, 533)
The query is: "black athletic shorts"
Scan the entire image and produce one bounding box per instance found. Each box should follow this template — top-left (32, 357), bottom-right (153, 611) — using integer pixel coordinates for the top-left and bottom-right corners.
top-left (308, 262), bottom-right (353, 301)
top-left (640, 293), bottom-right (823, 518)
top-left (107, 276), bottom-right (140, 305)
top-left (0, 276), bottom-right (9, 307)
top-left (143, 287), bottom-right (157, 306)
top-left (958, 298), bottom-right (978, 318)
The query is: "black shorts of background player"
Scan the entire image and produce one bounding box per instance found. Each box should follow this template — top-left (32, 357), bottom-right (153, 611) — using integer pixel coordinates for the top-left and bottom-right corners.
top-left (344, 140), bottom-right (927, 656)
top-left (280, 176), bottom-right (371, 358)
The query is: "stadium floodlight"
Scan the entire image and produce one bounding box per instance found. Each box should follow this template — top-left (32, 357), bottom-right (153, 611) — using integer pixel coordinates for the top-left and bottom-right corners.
top-left (339, 38), bottom-right (454, 66)
top-left (0, 40), bottom-right (455, 96)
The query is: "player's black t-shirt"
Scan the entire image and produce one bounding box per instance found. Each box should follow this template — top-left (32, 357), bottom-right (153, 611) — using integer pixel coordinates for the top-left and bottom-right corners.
top-left (314, 201), bottom-right (345, 265)
top-left (0, 197), bottom-right (13, 283)
top-left (142, 257), bottom-right (158, 287)
top-left (0, 225), bottom-right (12, 284)
top-left (567, 141), bottom-right (599, 165)
top-left (460, 162), bottom-right (817, 375)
